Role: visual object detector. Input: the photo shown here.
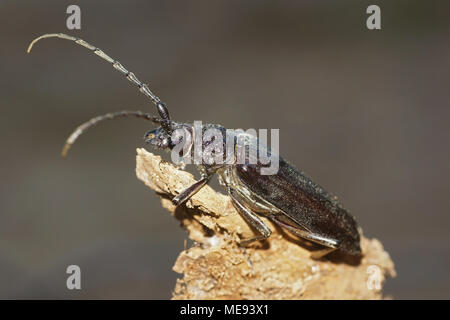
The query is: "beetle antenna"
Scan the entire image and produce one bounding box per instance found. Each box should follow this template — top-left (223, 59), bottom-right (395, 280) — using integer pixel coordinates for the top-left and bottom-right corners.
top-left (61, 110), bottom-right (161, 158)
top-left (27, 33), bottom-right (173, 133)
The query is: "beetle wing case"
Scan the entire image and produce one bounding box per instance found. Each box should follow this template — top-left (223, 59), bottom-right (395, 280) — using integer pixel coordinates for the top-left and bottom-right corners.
top-left (234, 158), bottom-right (362, 256)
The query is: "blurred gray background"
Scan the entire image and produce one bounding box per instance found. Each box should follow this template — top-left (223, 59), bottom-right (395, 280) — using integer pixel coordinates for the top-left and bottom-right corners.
top-left (1, 0), bottom-right (449, 299)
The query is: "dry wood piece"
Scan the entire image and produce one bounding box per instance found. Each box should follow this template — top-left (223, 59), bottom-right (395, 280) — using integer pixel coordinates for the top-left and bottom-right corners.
top-left (136, 148), bottom-right (396, 299)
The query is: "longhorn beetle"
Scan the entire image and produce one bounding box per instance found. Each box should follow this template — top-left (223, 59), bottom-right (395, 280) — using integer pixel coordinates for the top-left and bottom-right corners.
top-left (28, 33), bottom-right (361, 258)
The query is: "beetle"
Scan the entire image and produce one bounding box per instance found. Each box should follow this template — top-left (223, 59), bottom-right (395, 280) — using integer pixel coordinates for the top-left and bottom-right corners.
top-left (27, 33), bottom-right (361, 258)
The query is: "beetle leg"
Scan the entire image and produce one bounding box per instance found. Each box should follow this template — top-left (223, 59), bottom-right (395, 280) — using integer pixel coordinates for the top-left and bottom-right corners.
top-left (270, 215), bottom-right (338, 258)
top-left (172, 175), bottom-right (211, 206)
top-left (227, 188), bottom-right (272, 245)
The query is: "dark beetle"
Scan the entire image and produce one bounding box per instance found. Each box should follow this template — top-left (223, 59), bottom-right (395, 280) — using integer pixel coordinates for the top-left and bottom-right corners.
top-left (28, 33), bottom-right (361, 258)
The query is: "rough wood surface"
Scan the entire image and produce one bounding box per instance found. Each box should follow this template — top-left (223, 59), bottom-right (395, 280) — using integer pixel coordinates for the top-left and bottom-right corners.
top-left (136, 148), bottom-right (395, 299)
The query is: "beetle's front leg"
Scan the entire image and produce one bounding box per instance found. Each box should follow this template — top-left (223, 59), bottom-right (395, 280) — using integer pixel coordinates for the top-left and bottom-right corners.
top-left (172, 174), bottom-right (211, 206)
top-left (227, 188), bottom-right (272, 245)
top-left (173, 166), bottom-right (226, 206)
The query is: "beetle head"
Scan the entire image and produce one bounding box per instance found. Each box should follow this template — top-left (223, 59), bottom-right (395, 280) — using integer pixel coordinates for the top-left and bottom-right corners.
top-left (144, 123), bottom-right (193, 154)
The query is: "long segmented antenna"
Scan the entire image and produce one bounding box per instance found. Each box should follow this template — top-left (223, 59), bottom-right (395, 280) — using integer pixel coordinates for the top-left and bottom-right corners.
top-left (27, 33), bottom-right (172, 132)
top-left (61, 110), bottom-right (161, 158)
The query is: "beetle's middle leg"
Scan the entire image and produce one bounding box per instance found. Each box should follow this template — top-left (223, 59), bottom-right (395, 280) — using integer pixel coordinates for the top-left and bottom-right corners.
top-left (227, 188), bottom-right (272, 246)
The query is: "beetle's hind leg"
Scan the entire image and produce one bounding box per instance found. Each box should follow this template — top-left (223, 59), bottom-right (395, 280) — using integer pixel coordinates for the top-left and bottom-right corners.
top-left (270, 215), bottom-right (338, 259)
top-left (310, 247), bottom-right (336, 259)
top-left (227, 188), bottom-right (272, 246)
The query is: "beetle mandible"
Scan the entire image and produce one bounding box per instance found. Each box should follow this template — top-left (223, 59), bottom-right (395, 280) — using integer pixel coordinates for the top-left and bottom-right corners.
top-left (27, 33), bottom-right (361, 259)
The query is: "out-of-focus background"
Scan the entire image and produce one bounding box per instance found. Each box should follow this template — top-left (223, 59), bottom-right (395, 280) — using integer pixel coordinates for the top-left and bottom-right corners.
top-left (0, 0), bottom-right (449, 299)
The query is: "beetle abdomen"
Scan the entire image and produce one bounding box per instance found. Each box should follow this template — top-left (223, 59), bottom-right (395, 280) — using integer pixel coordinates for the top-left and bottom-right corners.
top-left (234, 158), bottom-right (361, 255)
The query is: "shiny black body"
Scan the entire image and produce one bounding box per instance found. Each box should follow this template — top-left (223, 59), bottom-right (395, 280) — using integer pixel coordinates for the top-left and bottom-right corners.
top-left (234, 158), bottom-right (361, 255)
